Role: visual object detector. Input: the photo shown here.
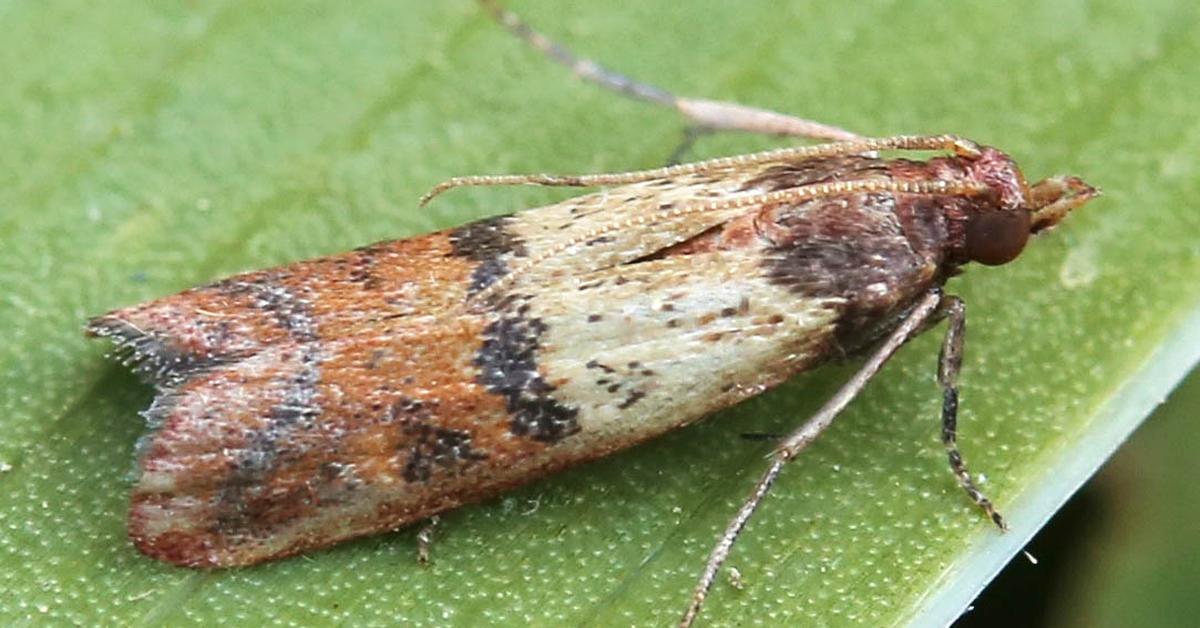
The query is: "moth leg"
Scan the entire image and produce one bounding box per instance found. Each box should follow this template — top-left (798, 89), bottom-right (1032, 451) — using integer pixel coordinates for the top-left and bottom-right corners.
top-left (479, 0), bottom-right (861, 143)
top-left (665, 126), bottom-right (715, 166)
top-left (681, 290), bottom-right (945, 628)
top-left (937, 295), bottom-right (1007, 530)
top-left (416, 515), bottom-right (441, 566)
top-left (426, 4), bottom-right (978, 208)
top-left (738, 431), bottom-right (783, 442)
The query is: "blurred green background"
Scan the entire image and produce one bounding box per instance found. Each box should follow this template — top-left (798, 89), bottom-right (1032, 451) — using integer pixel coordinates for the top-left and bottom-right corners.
top-left (958, 366), bottom-right (1200, 628)
top-left (1, 1), bottom-right (1197, 625)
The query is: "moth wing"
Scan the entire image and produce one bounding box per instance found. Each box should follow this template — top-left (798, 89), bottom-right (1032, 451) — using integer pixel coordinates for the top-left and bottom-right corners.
top-left (125, 247), bottom-right (845, 567)
top-left (91, 154), bottom-right (893, 566)
top-left (86, 234), bottom-right (475, 386)
top-left (478, 155), bottom-right (891, 289)
top-left (87, 234), bottom-right (495, 565)
top-left (519, 249), bottom-right (844, 448)
top-left (124, 315), bottom-right (507, 566)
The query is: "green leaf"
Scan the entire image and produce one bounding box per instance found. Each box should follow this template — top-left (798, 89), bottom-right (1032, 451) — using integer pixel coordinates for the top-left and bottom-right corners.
top-left (1, 1), bottom-right (1197, 625)
top-left (1048, 368), bottom-right (1200, 627)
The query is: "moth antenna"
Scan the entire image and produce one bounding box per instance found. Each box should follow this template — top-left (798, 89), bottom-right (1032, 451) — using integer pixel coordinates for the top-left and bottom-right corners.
top-left (419, 134), bottom-right (982, 206)
top-left (470, 177), bottom-right (989, 305)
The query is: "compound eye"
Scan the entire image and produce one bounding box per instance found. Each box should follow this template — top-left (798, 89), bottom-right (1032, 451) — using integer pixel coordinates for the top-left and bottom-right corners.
top-left (966, 210), bottom-right (1031, 266)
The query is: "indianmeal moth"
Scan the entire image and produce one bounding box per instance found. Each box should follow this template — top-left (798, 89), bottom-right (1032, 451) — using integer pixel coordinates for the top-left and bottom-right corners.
top-left (85, 2), bottom-right (1099, 625)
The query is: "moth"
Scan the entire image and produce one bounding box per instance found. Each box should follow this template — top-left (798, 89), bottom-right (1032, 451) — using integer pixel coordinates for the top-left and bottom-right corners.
top-left (86, 2), bottom-right (1098, 626)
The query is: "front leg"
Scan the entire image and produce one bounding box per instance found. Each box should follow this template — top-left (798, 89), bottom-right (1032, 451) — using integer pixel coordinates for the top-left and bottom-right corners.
top-left (681, 290), bottom-right (946, 628)
top-left (479, 0), bottom-right (861, 143)
top-left (937, 295), bottom-right (1007, 530)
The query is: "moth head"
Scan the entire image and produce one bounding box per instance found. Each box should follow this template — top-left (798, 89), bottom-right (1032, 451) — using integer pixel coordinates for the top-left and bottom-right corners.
top-left (958, 148), bottom-right (1098, 266)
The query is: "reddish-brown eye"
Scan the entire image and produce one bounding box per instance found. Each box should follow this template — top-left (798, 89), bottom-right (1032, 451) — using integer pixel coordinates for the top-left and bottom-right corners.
top-left (965, 210), bottom-right (1031, 266)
